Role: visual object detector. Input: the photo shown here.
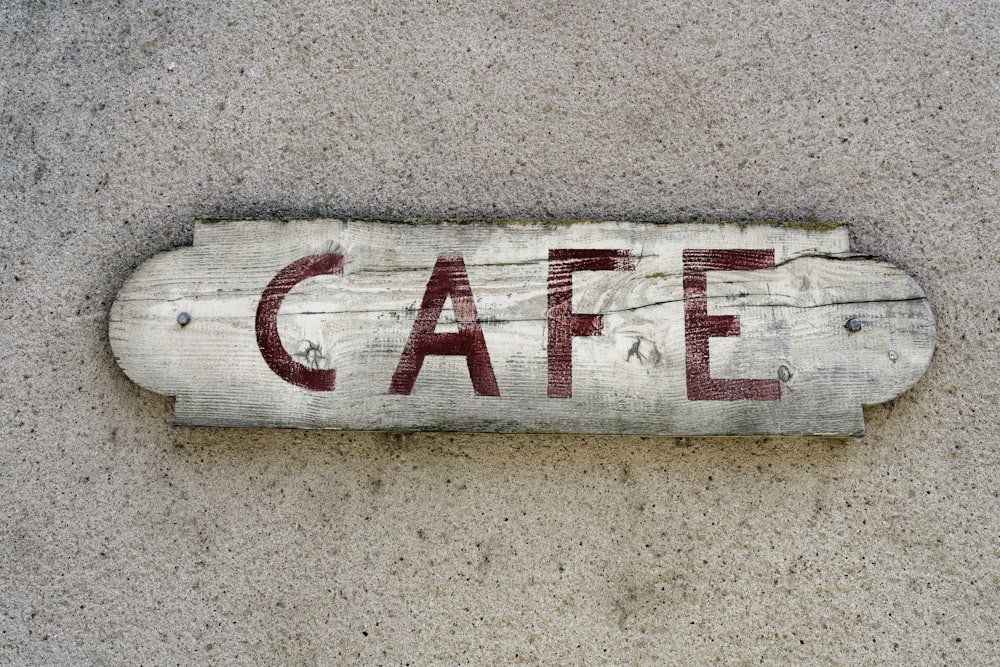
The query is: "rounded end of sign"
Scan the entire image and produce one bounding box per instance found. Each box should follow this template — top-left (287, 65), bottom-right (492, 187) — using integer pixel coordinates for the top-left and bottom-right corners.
top-left (858, 275), bottom-right (936, 407)
top-left (108, 248), bottom-right (197, 398)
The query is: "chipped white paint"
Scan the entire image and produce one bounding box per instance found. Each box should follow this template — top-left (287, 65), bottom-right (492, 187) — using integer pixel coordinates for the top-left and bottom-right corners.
top-left (109, 219), bottom-right (935, 435)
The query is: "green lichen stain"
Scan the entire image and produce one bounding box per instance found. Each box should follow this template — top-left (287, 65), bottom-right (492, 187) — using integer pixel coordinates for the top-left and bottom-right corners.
top-left (492, 218), bottom-right (599, 227)
top-left (780, 221), bottom-right (843, 232)
top-left (390, 217), bottom-right (600, 227)
top-left (385, 218), bottom-right (844, 232)
top-left (741, 221), bottom-right (844, 232)
top-left (401, 217), bottom-right (479, 225)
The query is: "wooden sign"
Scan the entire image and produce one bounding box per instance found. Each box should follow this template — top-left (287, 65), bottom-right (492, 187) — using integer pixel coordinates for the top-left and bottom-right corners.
top-left (110, 219), bottom-right (935, 435)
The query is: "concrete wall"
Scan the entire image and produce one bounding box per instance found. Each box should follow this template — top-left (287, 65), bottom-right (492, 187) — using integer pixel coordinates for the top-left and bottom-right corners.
top-left (2, 1), bottom-right (996, 663)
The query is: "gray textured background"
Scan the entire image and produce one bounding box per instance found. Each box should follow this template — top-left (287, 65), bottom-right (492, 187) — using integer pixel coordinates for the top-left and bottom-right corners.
top-left (2, 1), bottom-right (997, 664)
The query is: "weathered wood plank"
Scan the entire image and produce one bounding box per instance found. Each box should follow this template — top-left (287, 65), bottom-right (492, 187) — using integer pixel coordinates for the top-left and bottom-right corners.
top-left (109, 219), bottom-right (935, 435)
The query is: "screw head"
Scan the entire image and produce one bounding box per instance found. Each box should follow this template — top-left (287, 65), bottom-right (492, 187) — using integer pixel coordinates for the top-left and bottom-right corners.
top-left (845, 317), bottom-right (862, 332)
top-left (177, 312), bottom-right (191, 326)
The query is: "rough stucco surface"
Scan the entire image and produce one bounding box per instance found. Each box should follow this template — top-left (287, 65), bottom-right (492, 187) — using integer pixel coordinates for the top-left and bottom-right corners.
top-left (1, 1), bottom-right (997, 664)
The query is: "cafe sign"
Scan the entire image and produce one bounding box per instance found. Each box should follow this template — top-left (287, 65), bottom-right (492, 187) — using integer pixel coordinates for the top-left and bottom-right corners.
top-left (110, 219), bottom-right (935, 435)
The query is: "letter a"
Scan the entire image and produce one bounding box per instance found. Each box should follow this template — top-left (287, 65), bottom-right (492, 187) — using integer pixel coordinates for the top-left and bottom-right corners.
top-left (390, 254), bottom-right (500, 396)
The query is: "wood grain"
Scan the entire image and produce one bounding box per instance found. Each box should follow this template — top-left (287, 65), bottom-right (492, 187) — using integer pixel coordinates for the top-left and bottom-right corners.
top-left (109, 219), bottom-right (935, 435)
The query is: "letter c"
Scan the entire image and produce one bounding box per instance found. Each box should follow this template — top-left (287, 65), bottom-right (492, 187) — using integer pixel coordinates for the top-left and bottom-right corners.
top-left (255, 254), bottom-right (343, 391)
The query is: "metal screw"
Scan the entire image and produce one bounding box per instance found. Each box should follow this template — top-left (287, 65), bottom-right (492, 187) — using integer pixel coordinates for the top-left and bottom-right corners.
top-left (177, 312), bottom-right (191, 326)
top-left (845, 317), bottom-right (862, 332)
top-left (778, 364), bottom-right (792, 383)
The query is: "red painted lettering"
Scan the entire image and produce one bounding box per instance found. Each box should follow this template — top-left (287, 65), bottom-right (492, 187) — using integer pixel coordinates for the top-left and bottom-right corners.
top-left (683, 249), bottom-right (781, 401)
top-left (256, 254), bottom-right (343, 391)
top-left (548, 249), bottom-right (636, 398)
top-left (389, 254), bottom-right (500, 396)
